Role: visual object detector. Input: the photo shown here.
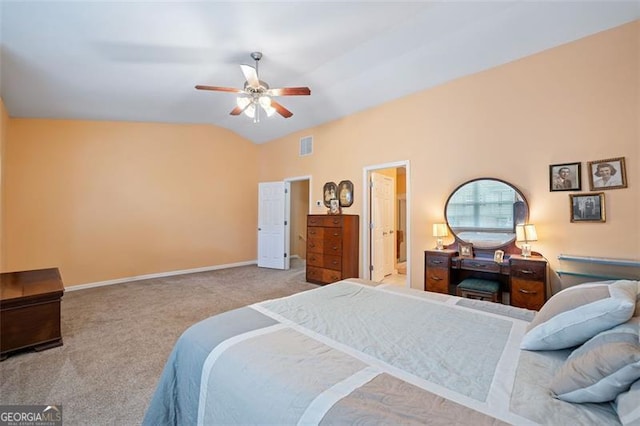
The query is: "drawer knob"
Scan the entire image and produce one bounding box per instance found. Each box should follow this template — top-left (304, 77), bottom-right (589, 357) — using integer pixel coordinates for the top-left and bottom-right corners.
top-left (309, 243), bottom-right (315, 248)
top-left (332, 246), bottom-right (338, 251)
top-left (432, 260), bottom-right (443, 264)
top-left (332, 260), bottom-right (338, 265)
top-left (431, 276), bottom-right (442, 281)
top-left (519, 289), bottom-right (537, 295)
top-left (520, 270), bottom-right (534, 275)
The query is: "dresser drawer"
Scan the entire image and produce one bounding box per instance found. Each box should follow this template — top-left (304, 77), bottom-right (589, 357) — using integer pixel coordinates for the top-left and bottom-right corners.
top-left (511, 279), bottom-right (545, 311)
top-left (307, 253), bottom-right (342, 271)
top-left (461, 259), bottom-right (500, 273)
top-left (307, 226), bottom-right (343, 239)
top-left (308, 237), bottom-right (342, 255)
top-left (426, 254), bottom-right (451, 270)
top-left (510, 260), bottom-right (546, 281)
top-left (426, 268), bottom-right (449, 294)
top-left (306, 266), bottom-right (342, 285)
top-left (307, 216), bottom-right (344, 227)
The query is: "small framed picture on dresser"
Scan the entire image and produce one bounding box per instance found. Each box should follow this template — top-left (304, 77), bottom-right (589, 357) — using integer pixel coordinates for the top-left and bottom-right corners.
top-left (459, 242), bottom-right (474, 258)
top-left (493, 250), bottom-right (504, 263)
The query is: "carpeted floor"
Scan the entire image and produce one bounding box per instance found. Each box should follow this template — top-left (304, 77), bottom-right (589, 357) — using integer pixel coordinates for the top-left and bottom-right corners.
top-left (0, 259), bottom-right (316, 425)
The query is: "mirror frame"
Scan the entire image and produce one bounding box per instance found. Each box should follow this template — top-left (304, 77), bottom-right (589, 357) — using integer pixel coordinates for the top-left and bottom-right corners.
top-left (444, 177), bottom-right (529, 250)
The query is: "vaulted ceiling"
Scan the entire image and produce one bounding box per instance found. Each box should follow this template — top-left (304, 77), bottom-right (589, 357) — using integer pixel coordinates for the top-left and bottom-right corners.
top-left (1, 1), bottom-right (638, 144)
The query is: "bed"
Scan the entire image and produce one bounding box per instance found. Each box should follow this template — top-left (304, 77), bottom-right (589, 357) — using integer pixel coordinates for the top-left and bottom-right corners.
top-left (143, 278), bottom-right (640, 425)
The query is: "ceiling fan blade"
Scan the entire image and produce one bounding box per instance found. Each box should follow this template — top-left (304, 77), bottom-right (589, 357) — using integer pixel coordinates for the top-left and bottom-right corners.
top-left (230, 106), bottom-right (244, 116)
top-left (240, 64), bottom-right (260, 88)
top-left (195, 85), bottom-right (243, 93)
top-left (270, 100), bottom-right (293, 118)
top-left (268, 87), bottom-right (311, 97)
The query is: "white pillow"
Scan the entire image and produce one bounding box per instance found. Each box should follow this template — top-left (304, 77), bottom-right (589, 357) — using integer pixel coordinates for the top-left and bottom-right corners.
top-left (521, 280), bottom-right (637, 350)
top-left (550, 317), bottom-right (640, 403)
top-left (615, 379), bottom-right (640, 426)
top-left (635, 281), bottom-right (640, 317)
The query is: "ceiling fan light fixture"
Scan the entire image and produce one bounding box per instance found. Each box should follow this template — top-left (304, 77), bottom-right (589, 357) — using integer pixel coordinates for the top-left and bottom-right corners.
top-left (244, 103), bottom-right (256, 118)
top-left (236, 96), bottom-right (250, 109)
top-left (263, 104), bottom-right (276, 117)
top-left (258, 95), bottom-right (271, 108)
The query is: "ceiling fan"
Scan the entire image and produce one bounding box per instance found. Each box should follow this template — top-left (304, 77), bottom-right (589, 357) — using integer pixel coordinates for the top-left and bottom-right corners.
top-left (195, 52), bottom-right (311, 122)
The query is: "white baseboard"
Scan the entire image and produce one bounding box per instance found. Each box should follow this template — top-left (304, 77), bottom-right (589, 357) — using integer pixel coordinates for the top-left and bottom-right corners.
top-left (66, 260), bottom-right (257, 292)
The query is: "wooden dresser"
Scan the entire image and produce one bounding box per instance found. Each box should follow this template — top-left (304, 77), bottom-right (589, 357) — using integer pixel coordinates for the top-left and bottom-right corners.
top-left (424, 248), bottom-right (547, 310)
top-left (306, 214), bottom-right (359, 285)
top-left (1, 268), bottom-right (65, 360)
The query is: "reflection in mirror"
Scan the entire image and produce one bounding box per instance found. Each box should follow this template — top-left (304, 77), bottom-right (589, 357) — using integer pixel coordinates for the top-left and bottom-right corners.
top-left (445, 178), bottom-right (528, 248)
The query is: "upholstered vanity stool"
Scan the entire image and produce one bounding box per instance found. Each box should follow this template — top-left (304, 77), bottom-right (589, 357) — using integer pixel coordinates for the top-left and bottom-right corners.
top-left (457, 278), bottom-right (501, 303)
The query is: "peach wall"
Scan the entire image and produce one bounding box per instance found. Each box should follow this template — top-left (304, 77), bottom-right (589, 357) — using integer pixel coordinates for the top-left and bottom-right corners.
top-left (0, 98), bottom-right (7, 267)
top-left (4, 119), bottom-right (258, 286)
top-left (259, 21), bottom-right (639, 291)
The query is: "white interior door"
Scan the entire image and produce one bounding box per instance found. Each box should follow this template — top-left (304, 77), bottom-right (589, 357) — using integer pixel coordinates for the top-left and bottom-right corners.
top-left (258, 181), bottom-right (290, 269)
top-left (370, 172), bottom-right (394, 281)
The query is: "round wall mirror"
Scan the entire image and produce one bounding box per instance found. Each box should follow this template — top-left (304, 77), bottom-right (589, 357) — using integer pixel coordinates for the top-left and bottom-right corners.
top-left (444, 178), bottom-right (528, 248)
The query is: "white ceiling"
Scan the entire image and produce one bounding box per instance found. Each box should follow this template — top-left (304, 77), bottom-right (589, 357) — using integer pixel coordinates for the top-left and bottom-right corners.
top-left (1, 1), bottom-right (638, 144)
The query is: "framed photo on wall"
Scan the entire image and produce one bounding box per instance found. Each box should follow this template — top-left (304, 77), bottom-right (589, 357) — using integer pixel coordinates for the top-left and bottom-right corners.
top-left (570, 193), bottom-right (606, 223)
top-left (323, 182), bottom-right (338, 208)
top-left (549, 162), bottom-right (581, 191)
top-left (338, 180), bottom-right (354, 207)
top-left (588, 157), bottom-right (627, 190)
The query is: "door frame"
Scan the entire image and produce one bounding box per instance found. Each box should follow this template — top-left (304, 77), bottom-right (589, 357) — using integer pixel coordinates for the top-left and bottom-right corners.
top-left (284, 175), bottom-right (313, 261)
top-left (362, 161), bottom-right (411, 287)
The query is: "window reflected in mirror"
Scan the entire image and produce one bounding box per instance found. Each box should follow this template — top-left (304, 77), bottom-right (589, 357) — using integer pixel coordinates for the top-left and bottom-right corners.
top-left (445, 179), bottom-right (528, 248)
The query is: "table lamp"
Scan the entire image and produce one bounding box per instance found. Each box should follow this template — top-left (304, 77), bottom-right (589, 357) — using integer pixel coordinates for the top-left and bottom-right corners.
top-left (516, 224), bottom-right (537, 257)
top-left (432, 223), bottom-right (448, 250)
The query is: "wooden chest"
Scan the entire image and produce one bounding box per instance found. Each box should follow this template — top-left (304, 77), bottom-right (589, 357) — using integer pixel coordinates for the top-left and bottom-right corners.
top-left (1, 268), bottom-right (65, 360)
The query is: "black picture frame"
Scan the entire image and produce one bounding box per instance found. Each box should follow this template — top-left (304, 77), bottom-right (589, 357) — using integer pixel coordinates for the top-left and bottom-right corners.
top-left (323, 182), bottom-right (338, 208)
top-left (338, 180), bottom-right (354, 207)
top-left (549, 162), bottom-right (581, 192)
top-left (570, 193), bottom-right (606, 223)
top-left (459, 242), bottom-right (474, 258)
top-left (587, 157), bottom-right (627, 190)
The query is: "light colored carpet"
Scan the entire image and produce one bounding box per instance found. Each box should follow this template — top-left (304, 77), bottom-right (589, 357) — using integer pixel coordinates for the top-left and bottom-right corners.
top-left (0, 259), bottom-right (316, 425)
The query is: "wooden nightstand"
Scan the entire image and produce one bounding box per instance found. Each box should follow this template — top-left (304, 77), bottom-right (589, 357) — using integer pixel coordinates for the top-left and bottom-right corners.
top-left (1, 268), bottom-right (65, 360)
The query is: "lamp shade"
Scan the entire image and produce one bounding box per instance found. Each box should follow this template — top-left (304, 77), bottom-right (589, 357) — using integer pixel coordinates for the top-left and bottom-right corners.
top-left (516, 224), bottom-right (538, 242)
top-left (432, 223), bottom-right (449, 238)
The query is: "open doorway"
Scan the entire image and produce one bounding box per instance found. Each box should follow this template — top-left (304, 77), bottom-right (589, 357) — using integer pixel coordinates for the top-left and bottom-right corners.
top-left (257, 176), bottom-right (310, 271)
top-left (286, 177), bottom-right (311, 270)
top-left (362, 161), bottom-right (410, 287)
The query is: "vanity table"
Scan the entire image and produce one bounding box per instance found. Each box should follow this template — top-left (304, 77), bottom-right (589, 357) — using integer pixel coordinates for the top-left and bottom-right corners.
top-left (424, 249), bottom-right (547, 310)
top-left (425, 178), bottom-right (547, 311)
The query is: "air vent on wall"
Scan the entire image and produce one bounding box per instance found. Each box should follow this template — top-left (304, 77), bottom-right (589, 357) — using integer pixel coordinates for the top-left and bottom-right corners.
top-left (299, 136), bottom-right (313, 156)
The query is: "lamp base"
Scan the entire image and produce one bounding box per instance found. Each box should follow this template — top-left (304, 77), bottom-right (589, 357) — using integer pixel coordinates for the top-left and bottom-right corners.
top-left (521, 243), bottom-right (532, 257)
top-left (436, 238), bottom-right (444, 250)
